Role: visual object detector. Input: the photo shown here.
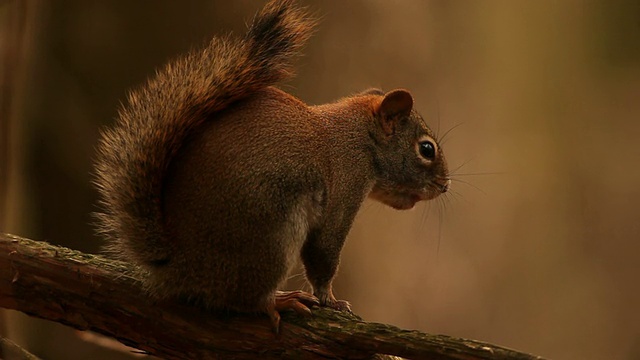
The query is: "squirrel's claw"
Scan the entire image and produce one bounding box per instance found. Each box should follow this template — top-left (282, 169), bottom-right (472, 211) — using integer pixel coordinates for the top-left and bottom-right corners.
top-left (329, 299), bottom-right (352, 313)
top-left (316, 289), bottom-right (353, 313)
top-left (267, 308), bottom-right (281, 335)
top-left (268, 290), bottom-right (319, 333)
top-left (275, 290), bottom-right (319, 308)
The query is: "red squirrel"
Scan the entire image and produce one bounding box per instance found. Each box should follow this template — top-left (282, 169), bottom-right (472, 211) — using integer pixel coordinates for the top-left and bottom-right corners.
top-left (94, 0), bottom-right (450, 330)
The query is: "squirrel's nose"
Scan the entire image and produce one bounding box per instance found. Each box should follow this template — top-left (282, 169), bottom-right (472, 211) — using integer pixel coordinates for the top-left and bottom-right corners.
top-left (438, 179), bottom-right (451, 193)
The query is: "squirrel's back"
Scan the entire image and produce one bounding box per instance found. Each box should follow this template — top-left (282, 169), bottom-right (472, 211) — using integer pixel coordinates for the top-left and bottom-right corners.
top-left (93, 0), bottom-right (315, 266)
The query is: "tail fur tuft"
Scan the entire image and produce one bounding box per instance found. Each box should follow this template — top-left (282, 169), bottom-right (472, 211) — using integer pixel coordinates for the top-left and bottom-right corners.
top-left (93, 0), bottom-right (316, 266)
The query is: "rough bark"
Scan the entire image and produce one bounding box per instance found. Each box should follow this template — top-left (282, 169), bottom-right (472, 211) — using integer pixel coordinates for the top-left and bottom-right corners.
top-left (0, 233), bottom-right (546, 360)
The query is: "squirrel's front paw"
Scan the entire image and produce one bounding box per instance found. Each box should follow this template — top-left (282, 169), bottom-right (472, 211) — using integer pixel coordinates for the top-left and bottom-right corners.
top-left (326, 298), bottom-right (352, 312)
top-left (315, 289), bottom-right (352, 313)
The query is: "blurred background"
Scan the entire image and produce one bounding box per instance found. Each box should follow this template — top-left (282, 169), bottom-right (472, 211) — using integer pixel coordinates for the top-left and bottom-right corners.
top-left (1, 0), bottom-right (639, 359)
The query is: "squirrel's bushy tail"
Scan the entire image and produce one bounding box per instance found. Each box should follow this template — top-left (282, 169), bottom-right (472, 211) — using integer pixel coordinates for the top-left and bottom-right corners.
top-left (94, 0), bottom-right (315, 265)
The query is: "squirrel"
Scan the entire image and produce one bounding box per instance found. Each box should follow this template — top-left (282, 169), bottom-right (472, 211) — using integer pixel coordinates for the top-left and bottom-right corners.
top-left (94, 0), bottom-right (450, 331)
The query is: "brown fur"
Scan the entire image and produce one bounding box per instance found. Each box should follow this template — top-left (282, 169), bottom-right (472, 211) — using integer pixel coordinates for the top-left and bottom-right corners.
top-left (94, 0), bottom-right (449, 315)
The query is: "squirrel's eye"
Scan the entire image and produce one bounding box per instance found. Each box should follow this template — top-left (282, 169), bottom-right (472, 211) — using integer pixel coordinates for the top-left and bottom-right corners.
top-left (419, 141), bottom-right (436, 160)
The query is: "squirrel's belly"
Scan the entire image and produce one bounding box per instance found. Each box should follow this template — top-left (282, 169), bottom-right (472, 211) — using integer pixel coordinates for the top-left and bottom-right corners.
top-left (278, 191), bottom-right (323, 276)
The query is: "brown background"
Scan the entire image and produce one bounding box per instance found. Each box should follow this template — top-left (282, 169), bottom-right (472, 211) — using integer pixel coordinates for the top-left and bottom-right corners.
top-left (1, 1), bottom-right (639, 359)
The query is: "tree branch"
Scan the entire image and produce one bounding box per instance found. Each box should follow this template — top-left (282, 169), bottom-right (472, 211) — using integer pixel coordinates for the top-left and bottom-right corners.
top-left (0, 233), bottom-right (545, 360)
top-left (0, 337), bottom-right (42, 360)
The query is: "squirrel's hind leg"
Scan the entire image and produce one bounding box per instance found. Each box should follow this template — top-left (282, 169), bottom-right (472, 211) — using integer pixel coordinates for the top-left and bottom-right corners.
top-left (265, 290), bottom-right (319, 333)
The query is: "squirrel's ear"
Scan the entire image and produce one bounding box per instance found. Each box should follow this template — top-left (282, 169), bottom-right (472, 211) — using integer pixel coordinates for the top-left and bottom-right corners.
top-left (376, 89), bottom-right (413, 136)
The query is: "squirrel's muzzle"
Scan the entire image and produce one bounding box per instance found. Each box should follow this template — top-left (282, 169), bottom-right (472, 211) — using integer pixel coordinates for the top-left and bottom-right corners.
top-left (436, 178), bottom-right (451, 193)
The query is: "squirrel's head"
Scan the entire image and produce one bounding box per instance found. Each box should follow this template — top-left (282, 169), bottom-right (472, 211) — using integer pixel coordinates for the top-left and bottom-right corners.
top-left (367, 89), bottom-right (449, 210)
